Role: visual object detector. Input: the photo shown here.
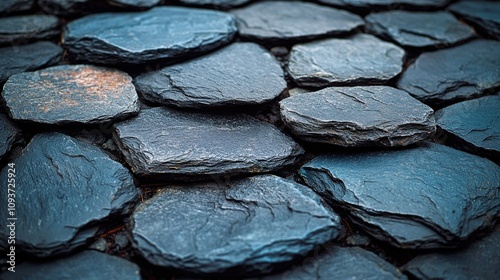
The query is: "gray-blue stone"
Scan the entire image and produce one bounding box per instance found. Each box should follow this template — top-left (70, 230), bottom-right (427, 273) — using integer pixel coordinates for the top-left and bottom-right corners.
top-left (450, 1), bottom-right (500, 39)
top-left (0, 114), bottom-right (22, 160)
top-left (39, 0), bottom-right (161, 16)
top-left (318, 0), bottom-right (450, 10)
top-left (0, 15), bottom-right (60, 45)
top-left (0, 0), bottom-right (34, 15)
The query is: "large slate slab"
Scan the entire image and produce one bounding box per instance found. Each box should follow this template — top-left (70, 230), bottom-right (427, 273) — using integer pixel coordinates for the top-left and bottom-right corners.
top-left (318, 0), bottom-right (449, 10)
top-left (2, 64), bottom-right (139, 125)
top-left (134, 43), bottom-right (286, 107)
top-left (301, 142), bottom-right (500, 249)
top-left (113, 107), bottom-right (304, 179)
top-left (287, 34), bottom-right (405, 87)
top-left (0, 114), bottom-right (22, 160)
top-left (279, 86), bottom-right (435, 147)
top-left (397, 40), bottom-right (500, 104)
top-left (0, 0), bottom-right (34, 15)
top-left (179, 0), bottom-right (250, 9)
top-left (0, 133), bottom-right (139, 257)
top-left (64, 7), bottom-right (237, 64)
top-left (39, 0), bottom-right (161, 16)
top-left (232, 1), bottom-right (364, 43)
top-left (0, 15), bottom-right (60, 45)
top-left (449, 1), bottom-right (500, 39)
top-left (132, 175), bottom-right (342, 275)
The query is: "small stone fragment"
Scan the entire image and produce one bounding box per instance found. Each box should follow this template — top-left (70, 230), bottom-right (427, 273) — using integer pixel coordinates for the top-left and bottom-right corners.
top-left (39, 0), bottom-right (161, 16)
top-left (450, 1), bottom-right (500, 39)
top-left (178, 0), bottom-right (250, 9)
top-left (0, 0), bottom-right (34, 15)
top-left (318, 0), bottom-right (449, 10)
top-left (0, 114), bottom-right (22, 160)
top-left (0, 15), bottom-right (60, 45)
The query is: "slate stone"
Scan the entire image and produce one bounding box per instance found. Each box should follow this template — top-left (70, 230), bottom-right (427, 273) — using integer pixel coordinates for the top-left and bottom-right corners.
top-left (232, 1), bottom-right (364, 43)
top-left (0, 114), bottom-right (22, 160)
top-left (113, 107), bottom-right (304, 179)
top-left (2, 64), bottom-right (140, 125)
top-left (0, 133), bottom-right (139, 257)
top-left (64, 7), bottom-right (237, 64)
top-left (449, 1), bottom-right (500, 39)
top-left (39, 0), bottom-right (161, 16)
top-left (0, 0), bottom-right (34, 15)
top-left (397, 40), bottom-right (500, 104)
top-left (318, 0), bottom-right (449, 10)
top-left (0, 250), bottom-right (141, 280)
top-left (287, 34), bottom-right (405, 87)
top-left (132, 175), bottom-right (342, 275)
top-left (279, 86), bottom-right (436, 147)
top-left (179, 0), bottom-right (251, 9)
top-left (301, 142), bottom-right (500, 249)
top-left (365, 11), bottom-right (475, 48)
top-left (134, 43), bottom-right (286, 107)
top-left (0, 15), bottom-right (60, 46)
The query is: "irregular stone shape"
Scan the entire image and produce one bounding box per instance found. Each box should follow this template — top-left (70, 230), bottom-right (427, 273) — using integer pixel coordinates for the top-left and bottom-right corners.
top-left (0, 133), bottom-right (139, 257)
top-left (179, 0), bottom-right (250, 9)
top-left (2, 64), bottom-right (139, 125)
top-left (365, 11), bottom-right (475, 48)
top-left (301, 142), bottom-right (500, 249)
top-left (0, 15), bottom-right (60, 45)
top-left (132, 175), bottom-right (342, 275)
top-left (397, 40), bottom-right (500, 104)
top-left (64, 7), bottom-right (237, 64)
top-left (287, 34), bottom-right (405, 87)
top-left (0, 0), bottom-right (34, 15)
top-left (0, 41), bottom-right (62, 83)
top-left (134, 43), bottom-right (286, 107)
top-left (450, 1), bottom-right (500, 39)
top-left (318, 0), bottom-right (449, 10)
top-left (113, 107), bottom-right (304, 178)
top-left (232, 1), bottom-right (364, 43)
top-left (279, 86), bottom-right (436, 147)
top-left (39, 0), bottom-right (161, 16)
top-left (0, 114), bottom-right (22, 160)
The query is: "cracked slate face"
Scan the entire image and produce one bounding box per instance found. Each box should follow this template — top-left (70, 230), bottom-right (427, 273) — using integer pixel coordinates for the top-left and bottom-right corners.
top-left (2, 64), bottom-right (139, 125)
top-left (179, 0), bottom-right (250, 9)
top-left (64, 7), bottom-right (237, 64)
top-left (287, 34), bottom-right (405, 87)
top-left (317, 0), bottom-right (449, 10)
top-left (0, 0), bottom-right (34, 15)
top-left (132, 175), bottom-right (342, 275)
top-left (449, 1), bottom-right (500, 39)
top-left (0, 133), bottom-right (139, 257)
top-left (134, 42), bottom-right (286, 107)
top-left (113, 107), bottom-right (304, 179)
top-left (232, 1), bottom-right (364, 43)
top-left (0, 15), bottom-right (60, 45)
top-left (397, 40), bottom-right (500, 104)
top-left (300, 142), bottom-right (500, 249)
top-left (39, 0), bottom-right (161, 16)
top-left (279, 86), bottom-right (436, 147)
top-left (0, 114), bottom-right (22, 160)
top-left (365, 11), bottom-right (475, 48)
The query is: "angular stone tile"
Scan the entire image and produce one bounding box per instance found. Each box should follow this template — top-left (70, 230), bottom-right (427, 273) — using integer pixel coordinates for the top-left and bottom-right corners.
top-left (39, 0), bottom-right (161, 15)
top-left (279, 86), bottom-right (435, 147)
top-left (179, 0), bottom-right (250, 9)
top-left (0, 114), bottom-right (22, 160)
top-left (450, 1), bottom-right (500, 39)
top-left (0, 0), bottom-right (34, 15)
top-left (0, 15), bottom-right (60, 45)
top-left (301, 142), bottom-right (500, 249)
top-left (318, 0), bottom-right (449, 10)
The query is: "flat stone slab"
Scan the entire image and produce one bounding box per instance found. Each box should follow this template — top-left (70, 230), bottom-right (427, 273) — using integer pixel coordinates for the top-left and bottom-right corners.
top-left (232, 1), bottom-right (364, 43)
top-left (397, 40), bottom-right (500, 104)
top-left (179, 0), bottom-right (250, 9)
top-left (301, 142), bottom-right (500, 249)
top-left (39, 0), bottom-right (161, 15)
top-left (450, 1), bottom-right (500, 39)
top-left (0, 114), bottom-right (22, 160)
top-left (365, 11), bottom-right (475, 48)
top-left (0, 15), bottom-right (60, 45)
top-left (113, 107), bottom-right (304, 179)
top-left (287, 34), bottom-right (405, 87)
top-left (0, 0), bottom-right (34, 15)
top-left (134, 43), bottom-right (286, 107)
top-left (132, 175), bottom-right (342, 275)
top-left (2, 64), bottom-right (139, 125)
top-left (318, 0), bottom-right (449, 9)
top-left (279, 86), bottom-right (436, 147)
top-left (64, 7), bottom-right (237, 64)
top-left (0, 133), bottom-right (139, 257)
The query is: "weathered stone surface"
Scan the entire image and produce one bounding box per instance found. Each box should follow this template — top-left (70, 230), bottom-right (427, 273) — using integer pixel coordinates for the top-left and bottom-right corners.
top-left (113, 107), bottom-right (304, 178)
top-left (0, 15), bottom-right (60, 45)
top-left (397, 40), bottom-right (500, 104)
top-left (2, 64), bottom-right (139, 125)
top-left (0, 0), bottom-right (34, 15)
top-left (365, 11), bottom-right (475, 48)
top-left (0, 133), bottom-right (139, 257)
top-left (279, 86), bottom-right (436, 147)
top-left (287, 34), bottom-right (405, 87)
top-left (132, 175), bottom-right (342, 275)
top-left (450, 1), bottom-right (500, 39)
top-left (301, 142), bottom-right (500, 249)
top-left (179, 0), bottom-right (250, 9)
top-left (318, 0), bottom-right (449, 9)
top-left (232, 1), bottom-right (364, 43)
top-left (39, 0), bottom-right (161, 15)
top-left (134, 43), bottom-right (286, 107)
top-left (0, 114), bottom-right (22, 160)
top-left (64, 7), bottom-right (237, 64)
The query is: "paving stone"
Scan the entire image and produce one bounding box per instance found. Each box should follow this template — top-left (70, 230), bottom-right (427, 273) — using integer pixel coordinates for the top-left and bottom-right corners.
top-left (0, 114), bottom-right (22, 160)
top-left (0, 15), bottom-right (60, 46)
top-left (301, 142), bottom-right (500, 249)
top-left (449, 1), bottom-right (500, 39)
top-left (178, 0), bottom-right (250, 9)
top-left (39, 0), bottom-right (161, 15)
top-left (0, 0), bottom-right (34, 15)
top-left (318, 0), bottom-right (450, 10)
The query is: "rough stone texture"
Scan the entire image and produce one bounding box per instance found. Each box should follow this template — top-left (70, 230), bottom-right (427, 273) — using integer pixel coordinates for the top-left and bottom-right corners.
top-left (0, 15), bottom-right (60, 45)
top-left (134, 43), bottom-right (286, 107)
top-left (0, 0), bottom-right (34, 15)
top-left (39, 0), bottom-right (161, 16)
top-left (2, 64), bottom-right (139, 125)
top-left (113, 107), bottom-right (304, 179)
top-left (365, 11), bottom-right (475, 48)
top-left (232, 1), bottom-right (364, 43)
top-left (318, 0), bottom-right (449, 9)
top-left (279, 86), bottom-right (436, 147)
top-left (132, 175), bottom-right (342, 275)
top-left (0, 133), bottom-right (139, 257)
top-left (450, 1), bottom-right (500, 39)
top-left (179, 0), bottom-right (250, 9)
top-left (301, 142), bottom-right (500, 249)
top-left (287, 34), bottom-right (405, 87)
top-left (0, 114), bottom-right (22, 160)
top-left (64, 7), bottom-right (237, 64)
top-left (397, 40), bottom-right (500, 104)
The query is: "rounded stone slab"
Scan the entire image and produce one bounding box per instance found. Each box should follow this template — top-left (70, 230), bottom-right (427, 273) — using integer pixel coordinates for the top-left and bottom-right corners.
top-left (179, 0), bottom-right (250, 9)
top-left (0, 133), bottom-right (140, 257)
top-left (287, 34), bottom-right (405, 87)
top-left (318, 0), bottom-right (450, 10)
top-left (397, 40), bottom-right (500, 104)
top-left (64, 7), bottom-right (237, 64)
top-left (0, 15), bottom-right (60, 45)
top-left (2, 64), bottom-right (139, 125)
top-left (39, 0), bottom-right (161, 16)
top-left (300, 142), bottom-right (500, 249)
top-left (0, 114), bottom-right (22, 160)
top-left (279, 86), bottom-right (436, 147)
top-left (365, 11), bottom-right (475, 48)
top-left (0, 0), bottom-right (34, 15)
top-left (134, 42), bottom-right (286, 107)
top-left (449, 1), bottom-right (500, 39)
top-left (231, 1), bottom-right (364, 43)
top-left (112, 107), bottom-right (304, 179)
top-left (131, 175), bottom-right (342, 275)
